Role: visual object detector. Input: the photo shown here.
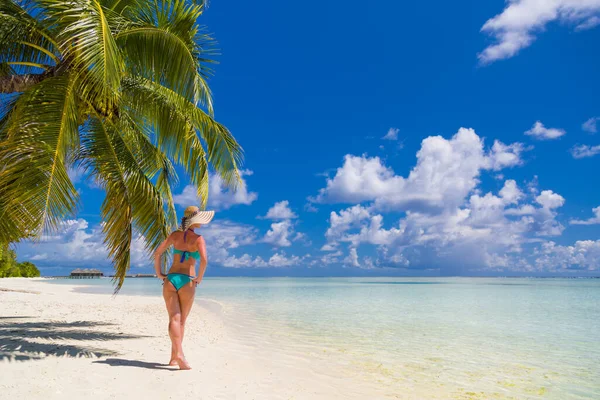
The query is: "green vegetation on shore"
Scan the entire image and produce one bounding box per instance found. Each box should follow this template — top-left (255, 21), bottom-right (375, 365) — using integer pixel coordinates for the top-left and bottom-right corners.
top-left (0, 244), bottom-right (40, 278)
top-left (0, 0), bottom-right (242, 290)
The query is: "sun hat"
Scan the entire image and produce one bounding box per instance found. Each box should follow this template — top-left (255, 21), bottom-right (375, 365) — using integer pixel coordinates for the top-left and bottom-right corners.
top-left (179, 206), bottom-right (215, 230)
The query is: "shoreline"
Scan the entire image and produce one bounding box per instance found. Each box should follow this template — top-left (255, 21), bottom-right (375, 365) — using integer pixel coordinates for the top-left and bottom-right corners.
top-left (0, 278), bottom-right (383, 400)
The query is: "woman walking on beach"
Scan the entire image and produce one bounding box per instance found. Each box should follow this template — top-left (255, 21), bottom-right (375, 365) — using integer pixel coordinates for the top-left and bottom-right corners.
top-left (154, 206), bottom-right (212, 370)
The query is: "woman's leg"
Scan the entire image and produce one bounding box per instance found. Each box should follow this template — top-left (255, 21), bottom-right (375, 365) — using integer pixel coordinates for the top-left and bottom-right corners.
top-left (178, 281), bottom-right (196, 342)
top-left (163, 281), bottom-right (191, 370)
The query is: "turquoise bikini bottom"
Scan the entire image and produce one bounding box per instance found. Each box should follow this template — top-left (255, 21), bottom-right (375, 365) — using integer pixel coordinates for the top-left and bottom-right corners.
top-left (165, 273), bottom-right (193, 291)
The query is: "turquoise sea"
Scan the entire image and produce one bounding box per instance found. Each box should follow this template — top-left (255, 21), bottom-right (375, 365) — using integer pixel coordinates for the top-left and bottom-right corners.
top-left (49, 277), bottom-right (600, 399)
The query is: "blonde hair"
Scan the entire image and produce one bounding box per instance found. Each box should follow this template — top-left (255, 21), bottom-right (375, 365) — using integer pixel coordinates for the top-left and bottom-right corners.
top-left (179, 206), bottom-right (200, 231)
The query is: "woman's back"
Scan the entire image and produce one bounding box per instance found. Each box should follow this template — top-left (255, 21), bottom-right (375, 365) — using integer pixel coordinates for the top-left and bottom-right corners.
top-left (168, 230), bottom-right (201, 275)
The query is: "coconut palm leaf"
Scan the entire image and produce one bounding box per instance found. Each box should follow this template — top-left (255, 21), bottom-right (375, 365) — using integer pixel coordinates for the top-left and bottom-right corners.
top-left (0, 73), bottom-right (79, 236)
top-left (0, 0), bottom-right (242, 290)
top-left (116, 0), bottom-right (214, 110)
top-left (43, 0), bottom-right (124, 106)
top-left (80, 114), bottom-right (170, 290)
top-left (121, 77), bottom-right (242, 185)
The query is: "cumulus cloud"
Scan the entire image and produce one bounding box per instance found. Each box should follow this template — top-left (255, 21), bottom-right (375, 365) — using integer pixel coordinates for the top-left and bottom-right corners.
top-left (221, 252), bottom-right (305, 268)
top-left (582, 117), bottom-right (599, 133)
top-left (260, 200), bottom-right (298, 220)
top-left (222, 254), bottom-right (267, 268)
top-left (268, 252), bottom-right (303, 267)
top-left (321, 175), bottom-right (567, 273)
top-left (173, 170), bottom-right (257, 210)
top-left (570, 206), bottom-right (600, 225)
top-left (479, 0), bottom-right (600, 64)
top-left (570, 144), bottom-right (600, 159)
top-left (524, 121), bottom-right (566, 140)
top-left (499, 179), bottom-right (524, 204)
top-left (536, 190), bottom-right (566, 209)
top-left (313, 128), bottom-right (526, 212)
top-left (343, 248), bottom-right (360, 267)
top-left (17, 216), bottom-right (307, 271)
top-left (263, 220), bottom-right (295, 247)
top-left (382, 127), bottom-right (400, 141)
top-left (534, 240), bottom-right (600, 271)
top-left (17, 219), bottom-right (149, 268)
top-left (324, 205), bottom-right (371, 248)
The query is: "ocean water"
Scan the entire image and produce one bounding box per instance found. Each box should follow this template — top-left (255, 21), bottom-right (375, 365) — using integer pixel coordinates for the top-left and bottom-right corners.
top-left (49, 277), bottom-right (600, 399)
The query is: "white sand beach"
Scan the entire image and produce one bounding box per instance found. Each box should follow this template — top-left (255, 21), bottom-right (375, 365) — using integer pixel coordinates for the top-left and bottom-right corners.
top-left (0, 278), bottom-right (384, 400)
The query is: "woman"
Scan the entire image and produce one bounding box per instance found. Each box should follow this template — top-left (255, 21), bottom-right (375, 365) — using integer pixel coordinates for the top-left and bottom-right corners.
top-left (154, 206), bottom-right (212, 370)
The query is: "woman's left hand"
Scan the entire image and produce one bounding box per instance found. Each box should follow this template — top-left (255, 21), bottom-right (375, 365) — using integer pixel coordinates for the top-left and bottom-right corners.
top-left (192, 276), bottom-right (202, 286)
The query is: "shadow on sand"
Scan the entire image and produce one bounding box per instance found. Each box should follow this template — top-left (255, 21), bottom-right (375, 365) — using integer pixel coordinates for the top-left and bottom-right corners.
top-left (0, 317), bottom-right (148, 362)
top-left (93, 358), bottom-right (175, 370)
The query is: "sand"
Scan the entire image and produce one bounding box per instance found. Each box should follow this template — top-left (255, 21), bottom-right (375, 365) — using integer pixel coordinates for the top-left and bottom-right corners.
top-left (0, 278), bottom-right (385, 400)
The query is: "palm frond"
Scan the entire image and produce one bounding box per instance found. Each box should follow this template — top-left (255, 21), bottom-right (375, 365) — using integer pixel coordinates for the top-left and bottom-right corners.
top-left (121, 77), bottom-right (242, 190)
top-left (46, 0), bottom-right (124, 107)
top-left (0, 73), bottom-right (79, 237)
top-left (80, 112), bottom-right (170, 290)
top-left (0, 0), bottom-right (59, 71)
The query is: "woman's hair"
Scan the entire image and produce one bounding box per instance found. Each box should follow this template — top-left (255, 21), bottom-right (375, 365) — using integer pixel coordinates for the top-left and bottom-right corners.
top-left (179, 206), bottom-right (200, 231)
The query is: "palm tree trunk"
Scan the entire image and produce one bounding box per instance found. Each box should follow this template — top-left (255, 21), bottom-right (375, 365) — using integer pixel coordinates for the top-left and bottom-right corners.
top-left (0, 74), bottom-right (46, 93)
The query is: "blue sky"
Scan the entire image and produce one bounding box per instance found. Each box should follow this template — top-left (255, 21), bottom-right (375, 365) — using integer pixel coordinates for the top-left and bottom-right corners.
top-left (18, 0), bottom-right (600, 276)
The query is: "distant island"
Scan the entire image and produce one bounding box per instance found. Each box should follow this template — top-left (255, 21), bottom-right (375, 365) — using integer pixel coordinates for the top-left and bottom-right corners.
top-left (0, 244), bottom-right (40, 278)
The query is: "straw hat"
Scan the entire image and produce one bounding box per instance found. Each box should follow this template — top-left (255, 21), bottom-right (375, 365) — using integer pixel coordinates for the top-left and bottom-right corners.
top-left (180, 206), bottom-right (214, 230)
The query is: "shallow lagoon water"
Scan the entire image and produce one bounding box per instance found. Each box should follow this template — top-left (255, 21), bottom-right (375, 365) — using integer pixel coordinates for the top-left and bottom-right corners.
top-left (49, 277), bottom-right (600, 399)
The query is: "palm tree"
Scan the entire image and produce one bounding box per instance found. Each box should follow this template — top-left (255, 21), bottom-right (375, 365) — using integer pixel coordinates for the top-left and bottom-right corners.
top-left (0, 0), bottom-right (242, 289)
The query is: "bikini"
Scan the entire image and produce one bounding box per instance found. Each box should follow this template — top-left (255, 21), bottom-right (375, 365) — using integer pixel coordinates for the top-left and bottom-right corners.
top-left (165, 229), bottom-right (200, 291)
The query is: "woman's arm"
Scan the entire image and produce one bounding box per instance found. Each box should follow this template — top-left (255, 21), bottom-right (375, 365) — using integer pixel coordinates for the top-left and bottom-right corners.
top-left (154, 233), bottom-right (174, 279)
top-left (194, 236), bottom-right (208, 285)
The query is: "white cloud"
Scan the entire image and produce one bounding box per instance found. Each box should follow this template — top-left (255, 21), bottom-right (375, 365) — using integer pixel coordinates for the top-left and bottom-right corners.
top-left (524, 121), bottom-right (566, 140)
top-left (202, 220), bottom-right (257, 251)
top-left (17, 219), bottom-right (149, 268)
top-left (201, 221), bottom-right (306, 268)
top-left (505, 204), bottom-right (536, 216)
top-left (173, 170), bottom-right (257, 210)
top-left (343, 248), bottom-right (360, 267)
top-left (536, 190), bottom-right (565, 209)
top-left (479, 0), bottom-right (600, 64)
top-left (321, 178), bottom-right (567, 272)
top-left (582, 117), bottom-right (599, 133)
top-left (263, 220), bottom-right (295, 247)
top-left (534, 240), bottom-right (600, 271)
top-left (382, 127), bottom-right (399, 141)
top-left (17, 216), bottom-right (306, 270)
top-left (570, 144), bottom-right (600, 159)
top-left (222, 254), bottom-right (267, 268)
top-left (261, 200), bottom-right (297, 220)
top-left (324, 205), bottom-right (371, 248)
top-left (312, 154), bottom-right (404, 204)
top-left (318, 250), bottom-right (343, 265)
top-left (488, 141), bottom-right (528, 170)
top-left (198, 220), bottom-right (258, 267)
top-left (500, 179), bottom-right (524, 204)
top-left (570, 206), bottom-right (600, 225)
top-left (267, 252), bottom-right (303, 267)
top-left (313, 128), bottom-right (525, 212)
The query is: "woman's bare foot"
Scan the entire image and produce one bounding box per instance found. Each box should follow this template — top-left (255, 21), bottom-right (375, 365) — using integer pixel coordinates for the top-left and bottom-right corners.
top-left (173, 356), bottom-right (191, 370)
top-left (169, 358), bottom-right (178, 366)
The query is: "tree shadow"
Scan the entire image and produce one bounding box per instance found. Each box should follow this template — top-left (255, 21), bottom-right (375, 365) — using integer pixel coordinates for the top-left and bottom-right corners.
top-left (93, 358), bottom-right (175, 370)
top-left (0, 317), bottom-right (149, 362)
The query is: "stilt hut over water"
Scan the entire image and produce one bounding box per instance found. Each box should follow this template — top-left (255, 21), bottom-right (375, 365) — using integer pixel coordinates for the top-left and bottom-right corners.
top-left (70, 268), bottom-right (103, 279)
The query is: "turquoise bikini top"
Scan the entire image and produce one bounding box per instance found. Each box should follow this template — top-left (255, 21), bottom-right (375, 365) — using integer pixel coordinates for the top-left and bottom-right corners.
top-left (173, 249), bottom-right (200, 262)
top-left (174, 229), bottom-right (200, 262)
